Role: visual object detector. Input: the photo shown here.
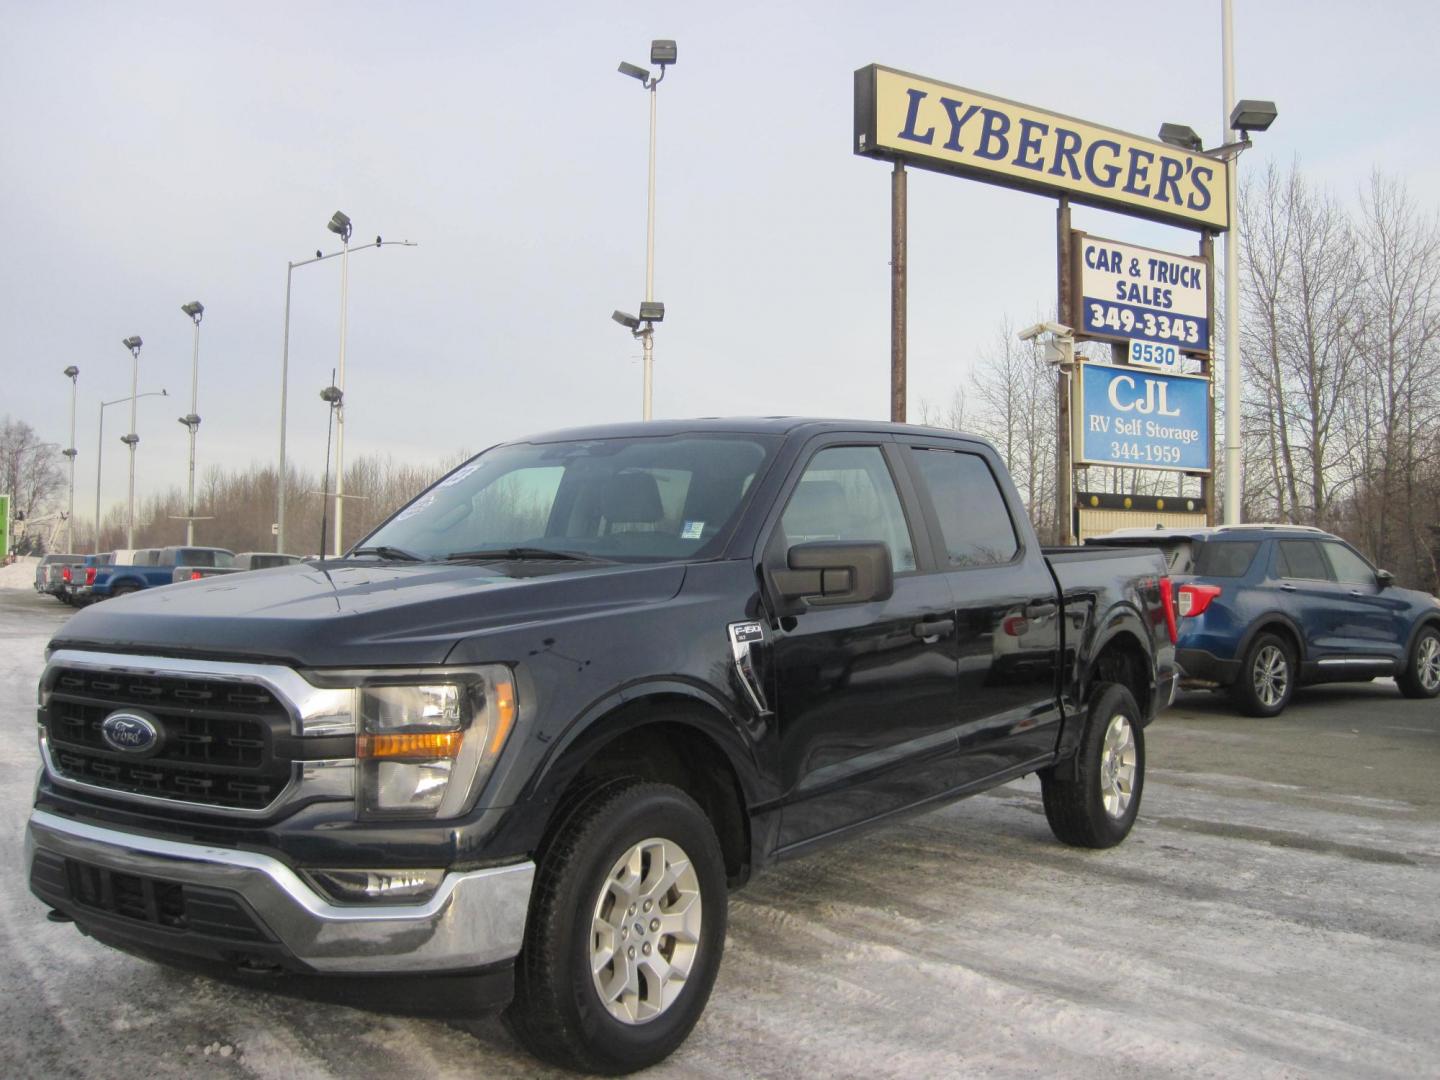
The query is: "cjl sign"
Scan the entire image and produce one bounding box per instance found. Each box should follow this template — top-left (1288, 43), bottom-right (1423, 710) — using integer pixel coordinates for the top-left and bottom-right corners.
top-left (1074, 233), bottom-right (1210, 354)
top-left (1076, 363), bottom-right (1211, 472)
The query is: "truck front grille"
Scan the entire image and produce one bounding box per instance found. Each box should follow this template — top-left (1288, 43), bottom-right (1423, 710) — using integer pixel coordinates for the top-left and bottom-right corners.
top-left (44, 667), bottom-right (294, 811)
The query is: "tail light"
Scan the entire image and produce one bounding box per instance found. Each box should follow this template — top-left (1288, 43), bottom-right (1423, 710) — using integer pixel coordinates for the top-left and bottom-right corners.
top-left (85, 567), bottom-right (97, 585)
top-left (190, 570), bottom-right (203, 580)
top-left (1157, 576), bottom-right (1179, 644)
top-left (1178, 583), bottom-right (1222, 618)
top-left (62, 566), bottom-right (72, 583)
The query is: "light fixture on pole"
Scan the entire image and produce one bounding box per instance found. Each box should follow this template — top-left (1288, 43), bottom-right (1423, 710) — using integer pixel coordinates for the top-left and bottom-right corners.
top-left (1161, 13), bottom-right (1277, 527)
top-left (120, 336), bottom-right (143, 548)
top-left (327, 210), bottom-right (353, 557)
top-left (95, 388), bottom-right (167, 554)
top-left (615, 39), bottom-right (676, 420)
top-left (274, 234), bottom-right (416, 555)
top-left (62, 366), bottom-right (79, 553)
top-left (178, 301), bottom-right (205, 545)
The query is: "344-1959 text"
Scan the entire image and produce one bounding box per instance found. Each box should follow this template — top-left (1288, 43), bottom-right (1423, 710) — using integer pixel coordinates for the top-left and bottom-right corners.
top-left (1109, 441), bottom-right (1182, 464)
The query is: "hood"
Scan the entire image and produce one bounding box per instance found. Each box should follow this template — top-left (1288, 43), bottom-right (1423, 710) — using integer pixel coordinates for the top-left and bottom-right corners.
top-left (52, 559), bottom-right (688, 667)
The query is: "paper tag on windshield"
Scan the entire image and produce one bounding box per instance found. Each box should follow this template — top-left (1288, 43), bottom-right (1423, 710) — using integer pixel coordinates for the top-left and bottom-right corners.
top-left (681, 520), bottom-right (705, 540)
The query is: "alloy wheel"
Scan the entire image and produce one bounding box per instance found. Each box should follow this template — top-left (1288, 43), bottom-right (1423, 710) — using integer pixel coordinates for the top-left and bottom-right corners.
top-left (1099, 713), bottom-right (1137, 819)
top-left (1252, 644), bottom-right (1289, 707)
top-left (590, 837), bottom-right (703, 1025)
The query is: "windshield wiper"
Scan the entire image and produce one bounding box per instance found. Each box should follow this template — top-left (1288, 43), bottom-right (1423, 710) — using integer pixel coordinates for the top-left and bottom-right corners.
top-left (349, 545), bottom-right (425, 562)
top-left (445, 546), bottom-right (603, 563)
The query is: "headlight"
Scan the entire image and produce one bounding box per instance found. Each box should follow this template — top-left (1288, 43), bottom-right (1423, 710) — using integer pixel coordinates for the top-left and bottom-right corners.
top-left (348, 666), bottom-right (516, 819)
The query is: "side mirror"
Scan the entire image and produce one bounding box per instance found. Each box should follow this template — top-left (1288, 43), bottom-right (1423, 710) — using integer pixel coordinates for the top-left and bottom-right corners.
top-left (773, 541), bottom-right (894, 608)
top-left (1377, 569), bottom-right (1394, 588)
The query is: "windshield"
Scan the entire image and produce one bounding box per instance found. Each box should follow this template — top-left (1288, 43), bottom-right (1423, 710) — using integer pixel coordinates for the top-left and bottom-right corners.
top-left (359, 434), bottom-right (779, 563)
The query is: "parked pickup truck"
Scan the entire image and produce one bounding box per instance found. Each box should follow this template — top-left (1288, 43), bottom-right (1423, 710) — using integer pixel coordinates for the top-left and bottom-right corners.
top-left (171, 551), bottom-right (304, 583)
top-left (77, 545), bottom-right (235, 601)
top-left (27, 419), bottom-right (1177, 1074)
top-left (34, 554), bottom-right (85, 599)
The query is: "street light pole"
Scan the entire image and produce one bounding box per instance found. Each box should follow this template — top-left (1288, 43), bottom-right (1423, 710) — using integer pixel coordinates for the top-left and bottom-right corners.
top-left (275, 231), bottom-right (415, 555)
top-left (180, 302), bottom-right (205, 545)
top-left (643, 75), bottom-right (658, 420)
top-left (62, 366), bottom-right (79, 552)
top-left (327, 211), bottom-right (353, 557)
top-left (120, 336), bottom-right (143, 548)
top-left (95, 389), bottom-right (166, 554)
top-left (618, 41), bottom-right (675, 421)
top-left (1222, 0), bottom-right (1241, 524)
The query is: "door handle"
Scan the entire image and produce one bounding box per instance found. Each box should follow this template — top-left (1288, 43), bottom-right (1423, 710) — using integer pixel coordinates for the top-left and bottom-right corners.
top-left (1025, 601), bottom-right (1058, 619)
top-left (1279, 583), bottom-right (1297, 592)
top-left (912, 618), bottom-right (955, 641)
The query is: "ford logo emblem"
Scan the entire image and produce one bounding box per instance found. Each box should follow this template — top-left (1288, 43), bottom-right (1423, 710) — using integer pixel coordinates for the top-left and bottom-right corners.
top-left (100, 710), bottom-right (162, 756)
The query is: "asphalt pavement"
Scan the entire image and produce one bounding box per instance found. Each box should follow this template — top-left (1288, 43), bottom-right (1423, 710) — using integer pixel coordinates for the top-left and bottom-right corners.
top-left (2, 585), bottom-right (1436, 1078)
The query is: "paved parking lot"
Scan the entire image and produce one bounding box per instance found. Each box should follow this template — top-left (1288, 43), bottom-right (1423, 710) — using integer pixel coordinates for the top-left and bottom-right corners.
top-left (2, 586), bottom-right (1436, 1078)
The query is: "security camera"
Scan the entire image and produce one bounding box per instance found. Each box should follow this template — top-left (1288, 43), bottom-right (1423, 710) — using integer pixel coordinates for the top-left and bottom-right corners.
top-left (1017, 321), bottom-right (1073, 342)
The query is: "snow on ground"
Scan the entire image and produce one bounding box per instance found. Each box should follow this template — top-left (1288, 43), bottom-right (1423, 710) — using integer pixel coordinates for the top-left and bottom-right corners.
top-left (0, 587), bottom-right (1436, 1078)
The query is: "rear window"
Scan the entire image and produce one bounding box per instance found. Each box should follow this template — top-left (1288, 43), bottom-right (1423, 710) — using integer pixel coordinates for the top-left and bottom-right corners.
top-left (1194, 540), bottom-right (1260, 578)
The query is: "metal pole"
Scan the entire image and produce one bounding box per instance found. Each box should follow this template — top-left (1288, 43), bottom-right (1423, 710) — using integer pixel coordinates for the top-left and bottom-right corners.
top-left (890, 161), bottom-right (907, 423)
top-left (186, 316), bottom-right (201, 545)
top-left (65, 370), bottom-right (78, 552)
top-left (1056, 197), bottom-right (1075, 545)
top-left (126, 348), bottom-right (139, 548)
top-left (643, 79), bottom-right (657, 420)
top-left (333, 235), bottom-right (350, 557)
top-left (278, 262), bottom-right (293, 554)
top-left (1200, 231), bottom-right (1218, 525)
top-left (94, 402), bottom-right (104, 554)
top-left (1222, 0), bottom-right (1242, 524)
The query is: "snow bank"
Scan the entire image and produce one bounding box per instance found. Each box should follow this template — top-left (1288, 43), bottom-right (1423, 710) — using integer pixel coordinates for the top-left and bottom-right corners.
top-left (0, 557), bottom-right (39, 590)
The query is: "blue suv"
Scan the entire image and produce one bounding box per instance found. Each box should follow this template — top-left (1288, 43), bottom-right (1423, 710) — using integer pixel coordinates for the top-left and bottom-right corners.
top-left (1096, 525), bottom-right (1440, 716)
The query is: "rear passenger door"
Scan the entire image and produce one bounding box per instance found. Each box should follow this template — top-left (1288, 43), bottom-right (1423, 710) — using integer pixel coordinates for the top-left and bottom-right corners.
top-left (901, 439), bottom-right (1064, 785)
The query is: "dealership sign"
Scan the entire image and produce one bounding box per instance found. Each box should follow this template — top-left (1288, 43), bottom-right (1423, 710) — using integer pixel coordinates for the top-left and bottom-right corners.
top-left (1075, 233), bottom-right (1210, 354)
top-left (854, 65), bottom-right (1229, 231)
top-left (1076, 364), bottom-right (1211, 472)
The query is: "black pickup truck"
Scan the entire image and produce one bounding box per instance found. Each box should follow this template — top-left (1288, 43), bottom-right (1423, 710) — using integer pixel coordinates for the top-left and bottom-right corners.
top-left (27, 419), bottom-right (1176, 1074)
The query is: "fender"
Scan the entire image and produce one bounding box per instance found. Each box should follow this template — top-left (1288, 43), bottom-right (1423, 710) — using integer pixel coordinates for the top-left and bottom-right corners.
top-left (1235, 612), bottom-right (1307, 666)
top-left (522, 676), bottom-right (766, 811)
top-left (1401, 612), bottom-right (1440, 660)
top-left (100, 572), bottom-right (147, 593)
top-left (1082, 601), bottom-right (1155, 686)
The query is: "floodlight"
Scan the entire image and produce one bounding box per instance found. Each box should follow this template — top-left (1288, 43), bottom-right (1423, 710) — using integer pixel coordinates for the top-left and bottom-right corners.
top-left (320, 385), bottom-right (344, 404)
top-left (638, 301), bottom-right (665, 323)
top-left (1158, 123), bottom-right (1203, 153)
top-left (1230, 99), bottom-right (1277, 133)
top-left (612, 310), bottom-right (641, 330)
top-left (122, 336), bottom-right (142, 351)
top-left (650, 40), bottom-right (677, 66)
top-left (618, 61), bottom-right (649, 82)
top-left (63, 365), bottom-right (79, 378)
top-left (327, 210), bottom-right (352, 238)
top-left (181, 300), bottom-right (204, 320)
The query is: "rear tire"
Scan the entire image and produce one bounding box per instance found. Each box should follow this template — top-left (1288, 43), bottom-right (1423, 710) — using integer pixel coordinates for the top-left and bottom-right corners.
top-left (111, 584), bottom-right (139, 598)
top-left (504, 780), bottom-right (727, 1075)
top-left (1042, 682), bottom-right (1144, 849)
top-left (1230, 632), bottom-right (1295, 717)
top-left (1397, 625), bottom-right (1440, 699)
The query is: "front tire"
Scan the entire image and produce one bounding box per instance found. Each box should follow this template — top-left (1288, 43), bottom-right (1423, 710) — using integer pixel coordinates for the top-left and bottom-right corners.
top-left (1231, 632), bottom-right (1295, 717)
top-left (1041, 682), bottom-right (1145, 849)
top-left (504, 780), bottom-right (727, 1075)
top-left (1397, 625), bottom-right (1440, 699)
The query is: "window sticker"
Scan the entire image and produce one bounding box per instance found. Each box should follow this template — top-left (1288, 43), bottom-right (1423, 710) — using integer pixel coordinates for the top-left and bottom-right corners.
top-left (393, 493), bottom-right (436, 522)
top-left (437, 463), bottom-right (481, 488)
top-left (680, 520), bottom-right (705, 540)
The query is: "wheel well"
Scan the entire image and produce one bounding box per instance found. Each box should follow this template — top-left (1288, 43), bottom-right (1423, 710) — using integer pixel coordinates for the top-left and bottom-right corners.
top-left (1091, 632), bottom-right (1151, 718)
top-left (1248, 620), bottom-right (1302, 665)
top-left (562, 705), bottom-right (751, 888)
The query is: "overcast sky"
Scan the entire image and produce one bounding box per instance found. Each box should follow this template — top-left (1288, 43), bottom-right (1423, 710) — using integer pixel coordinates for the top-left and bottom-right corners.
top-left (3, 0), bottom-right (1437, 523)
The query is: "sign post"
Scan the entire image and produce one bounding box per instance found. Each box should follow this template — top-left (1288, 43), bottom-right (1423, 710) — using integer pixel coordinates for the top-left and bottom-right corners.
top-left (0, 494), bottom-right (9, 561)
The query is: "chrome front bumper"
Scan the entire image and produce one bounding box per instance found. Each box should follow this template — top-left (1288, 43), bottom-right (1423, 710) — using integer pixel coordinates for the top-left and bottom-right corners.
top-left (27, 810), bottom-right (534, 974)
